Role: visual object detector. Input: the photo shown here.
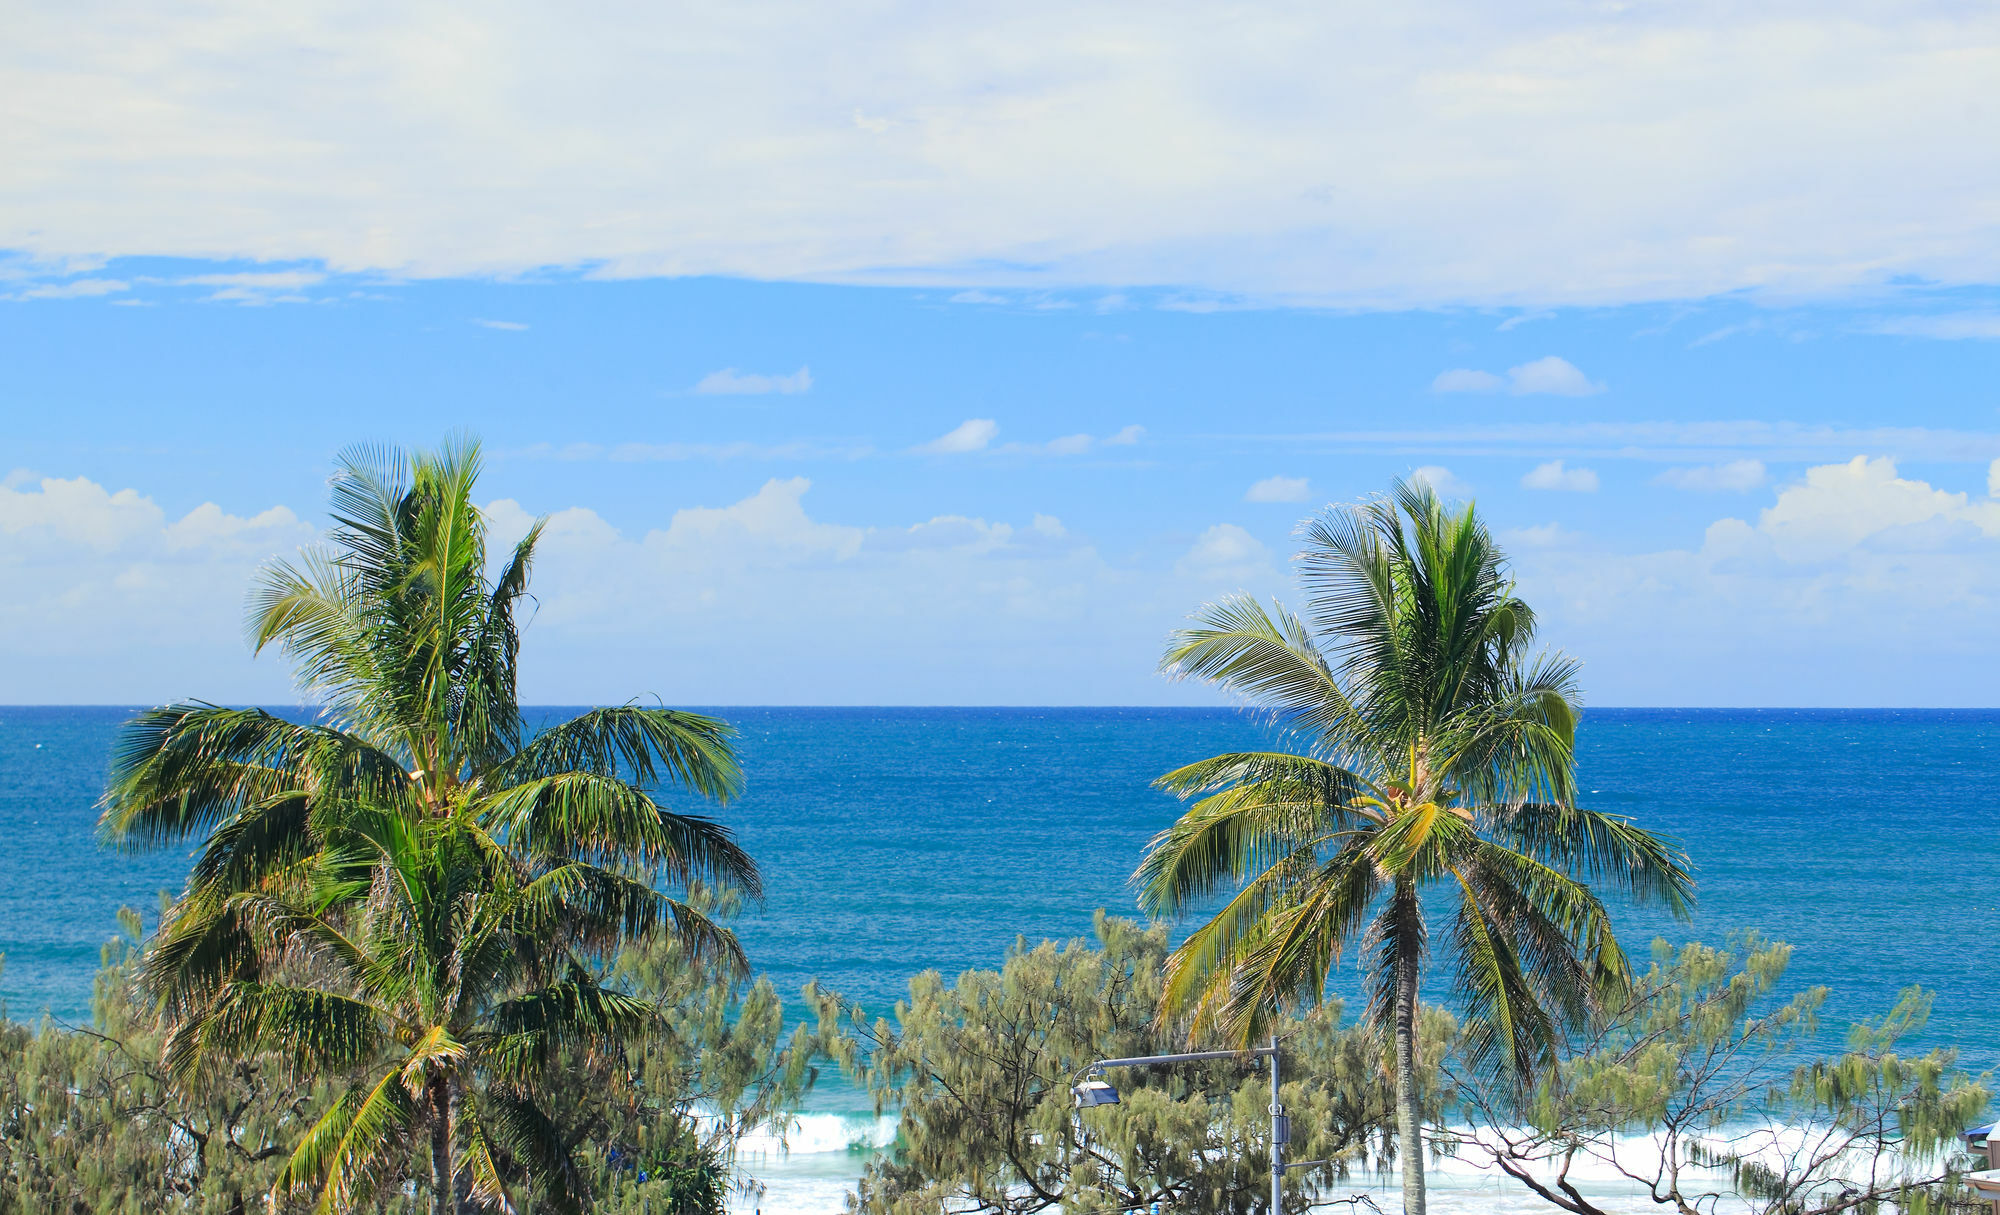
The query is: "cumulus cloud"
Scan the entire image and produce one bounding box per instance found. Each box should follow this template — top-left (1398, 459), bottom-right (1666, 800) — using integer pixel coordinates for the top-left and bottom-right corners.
top-left (0, 475), bottom-right (313, 700)
top-left (1656, 459), bottom-right (1768, 491)
top-left (1508, 456), bottom-right (2000, 704)
top-left (1245, 475), bottom-right (1311, 504)
top-left (1409, 465), bottom-right (1469, 496)
top-left (7, 4), bottom-right (2000, 305)
top-left (472, 482), bottom-right (1281, 702)
top-left (1175, 524), bottom-right (1274, 585)
top-left (1752, 455), bottom-right (2000, 562)
top-left (693, 366), bottom-right (813, 395)
top-left (1434, 357), bottom-right (1603, 397)
top-left (918, 419), bottom-right (1000, 454)
top-left (1522, 460), bottom-right (1599, 492)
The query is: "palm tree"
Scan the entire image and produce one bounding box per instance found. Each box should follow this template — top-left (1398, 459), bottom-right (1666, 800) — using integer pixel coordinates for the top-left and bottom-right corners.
top-left (162, 800), bottom-right (708, 1214)
top-left (1133, 482), bottom-right (1693, 1215)
top-left (98, 437), bottom-right (758, 1209)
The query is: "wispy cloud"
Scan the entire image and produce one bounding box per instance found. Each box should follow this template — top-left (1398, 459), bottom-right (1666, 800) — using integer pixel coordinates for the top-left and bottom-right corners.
top-left (7, 277), bottom-right (129, 301)
top-left (1522, 460), bottom-right (1599, 492)
top-left (1433, 356), bottom-right (1603, 397)
top-left (1866, 312), bottom-right (2000, 340)
top-left (512, 439), bottom-right (871, 462)
top-left (473, 318), bottom-right (528, 331)
top-left (180, 270), bottom-right (325, 304)
top-left (693, 366), bottom-right (813, 395)
top-left (1245, 475), bottom-right (1311, 503)
top-left (1656, 459), bottom-right (1768, 491)
top-left (917, 419), bottom-right (1000, 455)
top-left (997, 424), bottom-right (1145, 457)
top-left (1222, 421), bottom-right (2000, 465)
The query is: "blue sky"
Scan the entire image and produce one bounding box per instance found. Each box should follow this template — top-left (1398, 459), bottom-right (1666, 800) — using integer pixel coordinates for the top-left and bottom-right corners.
top-left (4, 3), bottom-right (1999, 705)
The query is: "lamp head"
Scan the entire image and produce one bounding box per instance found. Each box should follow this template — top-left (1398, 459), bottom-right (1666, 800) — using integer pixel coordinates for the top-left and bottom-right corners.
top-left (1072, 1079), bottom-right (1120, 1108)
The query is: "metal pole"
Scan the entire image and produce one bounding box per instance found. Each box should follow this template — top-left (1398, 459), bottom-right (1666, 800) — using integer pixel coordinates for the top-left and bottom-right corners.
top-left (1268, 1032), bottom-right (1282, 1214)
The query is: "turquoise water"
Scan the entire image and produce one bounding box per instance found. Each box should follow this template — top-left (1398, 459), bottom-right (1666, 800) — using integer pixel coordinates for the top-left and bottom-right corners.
top-left (3, 707), bottom-right (1996, 1086)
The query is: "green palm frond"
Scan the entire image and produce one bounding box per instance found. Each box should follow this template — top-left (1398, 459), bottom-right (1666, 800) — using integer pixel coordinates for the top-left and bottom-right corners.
top-left (498, 705), bottom-right (745, 802)
top-left (273, 1065), bottom-right (414, 1215)
top-left (478, 1086), bottom-right (589, 1215)
top-left (1490, 801), bottom-right (1696, 918)
top-left (164, 980), bottom-right (385, 1081)
top-left (1160, 597), bottom-right (1378, 761)
top-left (480, 771), bottom-right (759, 894)
top-left (98, 704), bottom-right (409, 846)
top-left (1137, 753), bottom-right (1366, 916)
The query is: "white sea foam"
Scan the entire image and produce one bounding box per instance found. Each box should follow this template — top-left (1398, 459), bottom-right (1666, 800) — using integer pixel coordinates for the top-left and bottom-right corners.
top-left (726, 1117), bottom-right (1948, 1214)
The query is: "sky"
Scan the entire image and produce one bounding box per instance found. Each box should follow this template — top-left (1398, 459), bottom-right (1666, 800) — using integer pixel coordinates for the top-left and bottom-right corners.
top-left (3, 1), bottom-right (1998, 706)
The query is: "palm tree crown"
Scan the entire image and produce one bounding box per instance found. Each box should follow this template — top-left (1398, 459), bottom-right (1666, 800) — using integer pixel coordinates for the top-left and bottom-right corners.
top-left (98, 438), bottom-right (757, 1213)
top-left (1135, 482), bottom-right (1693, 1214)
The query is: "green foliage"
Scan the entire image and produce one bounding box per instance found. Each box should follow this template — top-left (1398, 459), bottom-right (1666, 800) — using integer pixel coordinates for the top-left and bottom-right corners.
top-left (1455, 936), bottom-right (1994, 1215)
top-left (1142, 482), bottom-right (1695, 1213)
top-left (88, 438), bottom-right (765, 1214)
top-left (813, 912), bottom-right (1448, 1215)
top-left (1140, 482), bottom-right (1693, 1063)
top-left (0, 921), bottom-right (346, 1215)
top-left (1, 893), bottom-right (827, 1215)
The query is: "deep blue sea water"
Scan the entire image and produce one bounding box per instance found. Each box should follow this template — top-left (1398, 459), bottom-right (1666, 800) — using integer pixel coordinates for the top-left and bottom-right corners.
top-left (3, 706), bottom-right (1996, 1091)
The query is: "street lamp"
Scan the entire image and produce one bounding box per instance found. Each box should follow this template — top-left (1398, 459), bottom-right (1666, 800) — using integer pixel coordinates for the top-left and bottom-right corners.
top-left (1071, 1034), bottom-right (1296, 1212)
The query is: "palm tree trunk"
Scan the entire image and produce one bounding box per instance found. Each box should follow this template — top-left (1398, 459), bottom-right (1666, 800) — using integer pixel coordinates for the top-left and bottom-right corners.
top-left (430, 1080), bottom-right (455, 1215)
top-left (1394, 890), bottom-right (1427, 1215)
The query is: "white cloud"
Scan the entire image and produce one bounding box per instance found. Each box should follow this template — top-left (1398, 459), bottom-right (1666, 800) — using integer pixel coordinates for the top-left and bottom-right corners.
top-left (7, 278), bottom-right (128, 301)
top-left (474, 318), bottom-right (528, 331)
top-left (177, 270), bottom-right (326, 303)
top-left (918, 419), bottom-right (1000, 454)
top-left (1409, 465), bottom-right (1469, 496)
top-left (7, 4), bottom-right (2000, 305)
top-left (469, 482), bottom-right (1280, 702)
top-left (1175, 524), bottom-right (1274, 585)
top-left (1432, 369), bottom-right (1505, 394)
top-left (1868, 313), bottom-right (2000, 340)
top-left (1103, 425), bottom-right (1144, 446)
top-left (1522, 460), bottom-right (1599, 492)
top-left (1990, 457), bottom-right (2000, 499)
top-left (1505, 356), bottom-right (1602, 397)
top-left (693, 366), bottom-right (813, 395)
top-left (1244, 421), bottom-right (2000, 466)
top-left (1656, 459), bottom-right (1768, 492)
top-left (1506, 456), bottom-right (2000, 705)
top-left (1044, 434), bottom-right (1094, 456)
top-left (1752, 455), bottom-right (2000, 562)
top-left (0, 475), bottom-right (313, 700)
top-left (1435, 357), bottom-right (1602, 397)
top-left (1245, 475), bottom-right (1311, 504)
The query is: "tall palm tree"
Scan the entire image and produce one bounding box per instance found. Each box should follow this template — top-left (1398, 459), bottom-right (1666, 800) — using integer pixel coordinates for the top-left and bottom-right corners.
top-left (98, 437), bottom-right (758, 1209)
top-left (1134, 482), bottom-right (1693, 1215)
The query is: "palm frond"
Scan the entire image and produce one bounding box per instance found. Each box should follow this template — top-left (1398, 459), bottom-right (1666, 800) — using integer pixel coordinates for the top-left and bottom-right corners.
top-left (480, 771), bottom-right (760, 895)
top-left (497, 705), bottom-right (745, 803)
top-left (1137, 752), bottom-right (1366, 916)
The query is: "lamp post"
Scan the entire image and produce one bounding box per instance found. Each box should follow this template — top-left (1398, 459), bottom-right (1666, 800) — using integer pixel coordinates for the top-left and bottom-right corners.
top-left (1070, 1034), bottom-right (1292, 1213)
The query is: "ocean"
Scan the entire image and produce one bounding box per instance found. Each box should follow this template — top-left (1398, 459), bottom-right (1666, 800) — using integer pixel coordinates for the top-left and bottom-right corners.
top-left (3, 706), bottom-right (1996, 1211)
